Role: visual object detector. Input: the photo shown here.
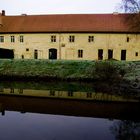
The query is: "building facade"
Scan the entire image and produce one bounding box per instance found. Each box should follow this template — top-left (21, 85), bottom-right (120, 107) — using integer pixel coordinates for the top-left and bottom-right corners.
top-left (0, 10), bottom-right (140, 61)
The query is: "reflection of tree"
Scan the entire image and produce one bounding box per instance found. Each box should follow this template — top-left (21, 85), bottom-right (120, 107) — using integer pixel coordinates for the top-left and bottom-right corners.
top-left (110, 120), bottom-right (140, 140)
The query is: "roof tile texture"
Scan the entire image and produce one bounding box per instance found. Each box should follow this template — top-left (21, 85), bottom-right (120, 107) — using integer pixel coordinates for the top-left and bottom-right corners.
top-left (0, 14), bottom-right (139, 33)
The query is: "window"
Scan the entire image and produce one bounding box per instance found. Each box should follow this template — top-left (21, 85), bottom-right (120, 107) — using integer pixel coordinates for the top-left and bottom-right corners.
top-left (88, 36), bottom-right (94, 42)
top-left (68, 91), bottom-right (73, 97)
top-left (136, 52), bottom-right (138, 57)
top-left (20, 36), bottom-right (24, 42)
top-left (126, 37), bottom-right (129, 42)
top-left (10, 88), bottom-right (14, 93)
top-left (11, 36), bottom-right (15, 42)
top-left (51, 35), bottom-right (56, 42)
top-left (34, 50), bottom-right (38, 59)
top-left (69, 36), bottom-right (75, 42)
top-left (78, 50), bottom-right (83, 58)
top-left (87, 92), bottom-right (92, 98)
top-left (0, 36), bottom-right (4, 42)
top-left (26, 48), bottom-right (29, 51)
top-left (50, 90), bottom-right (55, 96)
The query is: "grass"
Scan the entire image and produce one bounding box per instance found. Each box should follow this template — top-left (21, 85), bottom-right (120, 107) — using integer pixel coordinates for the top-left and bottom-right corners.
top-left (0, 59), bottom-right (139, 82)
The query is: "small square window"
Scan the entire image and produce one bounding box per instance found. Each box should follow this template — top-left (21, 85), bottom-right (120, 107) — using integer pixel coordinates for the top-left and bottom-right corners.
top-left (50, 90), bottom-right (55, 96)
top-left (68, 91), bottom-right (73, 97)
top-left (69, 36), bottom-right (75, 42)
top-left (26, 48), bottom-right (29, 51)
top-left (87, 92), bottom-right (92, 98)
top-left (88, 36), bottom-right (94, 42)
top-left (51, 35), bottom-right (56, 42)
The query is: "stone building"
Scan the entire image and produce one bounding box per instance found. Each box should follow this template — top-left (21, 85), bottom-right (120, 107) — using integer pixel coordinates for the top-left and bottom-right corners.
top-left (0, 10), bottom-right (140, 60)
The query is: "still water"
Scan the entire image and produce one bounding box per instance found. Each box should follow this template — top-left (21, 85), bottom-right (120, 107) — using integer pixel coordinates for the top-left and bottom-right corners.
top-left (0, 81), bottom-right (139, 140)
top-left (0, 111), bottom-right (116, 140)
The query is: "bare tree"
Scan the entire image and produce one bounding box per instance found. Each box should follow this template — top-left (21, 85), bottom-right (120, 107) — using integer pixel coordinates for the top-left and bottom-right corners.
top-left (120, 0), bottom-right (140, 12)
top-left (119, 0), bottom-right (140, 31)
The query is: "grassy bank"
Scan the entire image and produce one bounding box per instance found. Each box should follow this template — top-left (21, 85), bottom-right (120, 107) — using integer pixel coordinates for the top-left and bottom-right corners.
top-left (0, 59), bottom-right (139, 82)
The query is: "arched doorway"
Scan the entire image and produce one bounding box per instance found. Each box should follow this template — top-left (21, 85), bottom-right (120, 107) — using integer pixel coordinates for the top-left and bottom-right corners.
top-left (49, 49), bottom-right (57, 59)
top-left (0, 48), bottom-right (14, 59)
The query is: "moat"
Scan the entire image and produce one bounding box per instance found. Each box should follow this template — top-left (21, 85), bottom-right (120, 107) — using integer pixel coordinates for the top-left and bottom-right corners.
top-left (0, 81), bottom-right (139, 140)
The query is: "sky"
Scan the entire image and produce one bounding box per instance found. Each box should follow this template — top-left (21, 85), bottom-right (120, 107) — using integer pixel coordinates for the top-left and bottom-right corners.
top-left (0, 0), bottom-right (122, 15)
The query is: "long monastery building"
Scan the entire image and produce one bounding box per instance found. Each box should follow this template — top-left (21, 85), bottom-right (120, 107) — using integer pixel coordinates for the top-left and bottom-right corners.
top-left (0, 10), bottom-right (140, 61)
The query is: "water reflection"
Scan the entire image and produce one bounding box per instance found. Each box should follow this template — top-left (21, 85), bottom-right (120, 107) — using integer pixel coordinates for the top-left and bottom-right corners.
top-left (0, 111), bottom-right (116, 140)
top-left (0, 81), bottom-right (139, 140)
top-left (111, 120), bottom-right (140, 140)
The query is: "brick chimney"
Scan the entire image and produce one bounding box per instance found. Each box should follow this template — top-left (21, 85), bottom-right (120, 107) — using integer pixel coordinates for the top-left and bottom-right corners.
top-left (2, 10), bottom-right (5, 16)
top-left (0, 13), bottom-right (2, 26)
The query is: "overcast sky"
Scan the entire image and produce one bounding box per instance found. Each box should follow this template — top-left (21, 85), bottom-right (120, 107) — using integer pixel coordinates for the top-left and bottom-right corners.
top-left (0, 0), bottom-right (122, 15)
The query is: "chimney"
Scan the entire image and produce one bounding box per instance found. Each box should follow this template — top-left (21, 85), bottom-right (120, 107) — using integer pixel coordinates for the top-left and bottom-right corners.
top-left (2, 10), bottom-right (5, 16)
top-left (113, 12), bottom-right (119, 15)
top-left (0, 13), bottom-right (2, 26)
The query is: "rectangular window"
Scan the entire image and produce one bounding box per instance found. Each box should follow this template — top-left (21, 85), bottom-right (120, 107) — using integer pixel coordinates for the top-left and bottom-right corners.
top-left (69, 36), bottom-right (75, 42)
top-left (0, 36), bottom-right (4, 42)
top-left (20, 36), bottom-right (24, 42)
top-left (34, 50), bottom-right (38, 59)
top-left (11, 36), bottom-right (15, 42)
top-left (136, 52), bottom-right (138, 57)
top-left (88, 36), bottom-right (94, 42)
top-left (126, 37), bottom-right (129, 42)
top-left (78, 50), bottom-right (83, 58)
top-left (51, 35), bottom-right (56, 42)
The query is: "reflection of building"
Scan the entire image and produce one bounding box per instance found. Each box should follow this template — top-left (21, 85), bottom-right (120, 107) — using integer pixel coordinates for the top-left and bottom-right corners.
top-left (0, 88), bottom-right (138, 102)
top-left (0, 10), bottom-right (140, 60)
top-left (0, 94), bottom-right (139, 121)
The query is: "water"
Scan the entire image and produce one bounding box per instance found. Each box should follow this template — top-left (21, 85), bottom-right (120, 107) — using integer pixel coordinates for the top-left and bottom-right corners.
top-left (0, 81), bottom-right (139, 140)
top-left (0, 111), bottom-right (116, 140)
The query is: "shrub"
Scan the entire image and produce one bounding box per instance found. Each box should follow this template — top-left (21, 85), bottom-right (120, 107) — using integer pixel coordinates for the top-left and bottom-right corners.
top-left (94, 61), bottom-right (121, 81)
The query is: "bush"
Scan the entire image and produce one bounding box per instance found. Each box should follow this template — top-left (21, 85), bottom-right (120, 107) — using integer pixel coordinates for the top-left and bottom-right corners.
top-left (94, 61), bottom-right (122, 81)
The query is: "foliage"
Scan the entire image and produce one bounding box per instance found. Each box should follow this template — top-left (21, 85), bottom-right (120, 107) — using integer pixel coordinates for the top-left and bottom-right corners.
top-left (0, 59), bottom-right (137, 82)
top-left (118, 0), bottom-right (140, 30)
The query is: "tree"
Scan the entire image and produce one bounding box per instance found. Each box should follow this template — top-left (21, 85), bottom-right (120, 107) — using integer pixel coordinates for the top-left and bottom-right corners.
top-left (120, 0), bottom-right (140, 13)
top-left (119, 0), bottom-right (140, 30)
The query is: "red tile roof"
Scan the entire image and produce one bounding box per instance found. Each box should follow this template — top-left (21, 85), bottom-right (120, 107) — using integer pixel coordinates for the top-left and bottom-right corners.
top-left (0, 14), bottom-right (139, 33)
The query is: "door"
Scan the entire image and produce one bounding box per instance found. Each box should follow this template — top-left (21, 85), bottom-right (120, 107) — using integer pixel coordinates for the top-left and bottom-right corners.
top-left (121, 50), bottom-right (126, 60)
top-left (98, 49), bottom-right (103, 60)
top-left (108, 49), bottom-right (113, 59)
top-left (34, 50), bottom-right (38, 59)
top-left (49, 49), bottom-right (57, 59)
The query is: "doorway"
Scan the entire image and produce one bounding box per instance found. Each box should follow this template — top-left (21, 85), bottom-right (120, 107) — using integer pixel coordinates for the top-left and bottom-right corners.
top-left (34, 50), bottom-right (38, 59)
top-left (98, 49), bottom-right (103, 60)
top-left (49, 49), bottom-right (57, 59)
top-left (121, 50), bottom-right (126, 60)
top-left (108, 49), bottom-right (113, 60)
top-left (0, 48), bottom-right (14, 59)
